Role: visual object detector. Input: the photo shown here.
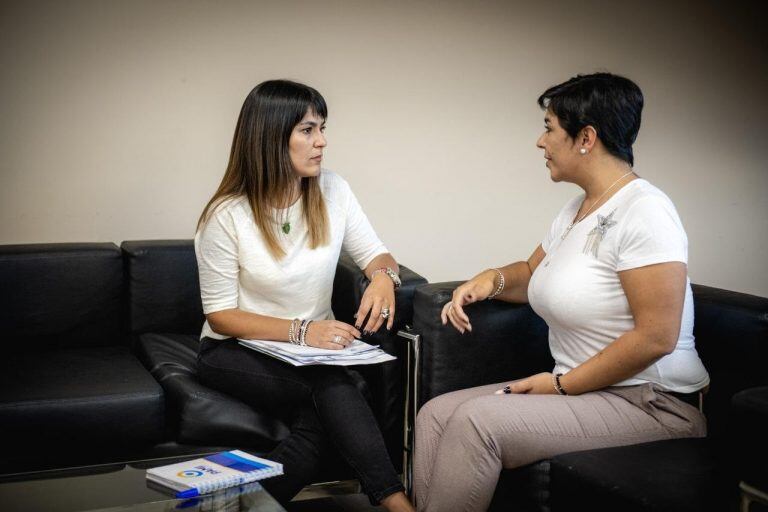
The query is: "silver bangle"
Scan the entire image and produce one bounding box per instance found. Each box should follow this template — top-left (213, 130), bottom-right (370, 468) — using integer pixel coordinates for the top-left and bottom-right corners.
top-left (289, 318), bottom-right (302, 345)
top-left (487, 268), bottom-right (505, 300)
top-left (298, 319), bottom-right (312, 346)
top-left (371, 267), bottom-right (401, 289)
top-left (297, 319), bottom-right (308, 346)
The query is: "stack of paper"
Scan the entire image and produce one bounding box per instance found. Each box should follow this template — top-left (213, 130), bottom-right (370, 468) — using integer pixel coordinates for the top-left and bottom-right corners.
top-left (238, 338), bottom-right (396, 366)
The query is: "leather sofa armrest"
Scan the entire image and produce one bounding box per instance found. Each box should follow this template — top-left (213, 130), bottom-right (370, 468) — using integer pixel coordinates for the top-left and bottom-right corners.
top-left (412, 282), bottom-right (553, 409)
top-left (732, 386), bottom-right (768, 417)
top-left (332, 253), bottom-right (427, 332)
top-left (731, 386), bottom-right (768, 493)
top-left (331, 254), bottom-right (428, 470)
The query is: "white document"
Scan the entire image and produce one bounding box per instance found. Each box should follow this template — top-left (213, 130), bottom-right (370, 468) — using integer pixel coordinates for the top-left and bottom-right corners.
top-left (238, 338), bottom-right (396, 366)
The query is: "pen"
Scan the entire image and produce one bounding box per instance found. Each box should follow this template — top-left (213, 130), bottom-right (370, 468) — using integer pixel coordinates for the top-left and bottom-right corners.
top-left (176, 488), bottom-right (201, 499)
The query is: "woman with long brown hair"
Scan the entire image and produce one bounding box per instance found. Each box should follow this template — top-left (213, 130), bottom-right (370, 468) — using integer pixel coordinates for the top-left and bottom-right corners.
top-left (195, 80), bottom-right (413, 511)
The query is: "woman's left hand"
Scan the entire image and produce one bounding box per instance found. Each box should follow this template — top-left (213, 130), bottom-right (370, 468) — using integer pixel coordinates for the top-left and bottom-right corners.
top-left (494, 373), bottom-right (556, 395)
top-left (356, 274), bottom-right (396, 334)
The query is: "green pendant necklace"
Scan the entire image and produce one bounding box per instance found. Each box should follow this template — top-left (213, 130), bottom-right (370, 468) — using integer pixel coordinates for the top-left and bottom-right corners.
top-left (282, 222), bottom-right (291, 234)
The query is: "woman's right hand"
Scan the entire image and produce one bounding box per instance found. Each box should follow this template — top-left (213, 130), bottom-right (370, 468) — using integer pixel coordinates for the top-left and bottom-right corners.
top-left (441, 270), bottom-right (497, 333)
top-left (304, 320), bottom-right (362, 350)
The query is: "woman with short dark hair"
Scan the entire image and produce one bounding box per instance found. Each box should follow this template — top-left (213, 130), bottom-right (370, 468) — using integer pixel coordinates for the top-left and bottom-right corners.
top-left (195, 80), bottom-right (413, 511)
top-left (413, 73), bottom-right (709, 511)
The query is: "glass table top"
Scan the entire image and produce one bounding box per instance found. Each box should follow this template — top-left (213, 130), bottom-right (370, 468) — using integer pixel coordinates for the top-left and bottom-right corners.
top-left (0, 455), bottom-right (286, 512)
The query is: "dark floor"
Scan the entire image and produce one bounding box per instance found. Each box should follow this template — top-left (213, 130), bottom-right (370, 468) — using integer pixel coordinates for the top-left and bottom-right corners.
top-left (286, 494), bottom-right (385, 512)
top-left (286, 481), bottom-right (386, 512)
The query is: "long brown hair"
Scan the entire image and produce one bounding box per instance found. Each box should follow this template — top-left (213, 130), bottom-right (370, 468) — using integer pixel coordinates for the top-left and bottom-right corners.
top-left (197, 80), bottom-right (329, 259)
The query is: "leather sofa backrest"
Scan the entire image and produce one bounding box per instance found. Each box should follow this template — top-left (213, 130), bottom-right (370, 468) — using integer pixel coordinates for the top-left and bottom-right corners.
top-left (413, 281), bottom-right (552, 408)
top-left (0, 243), bottom-right (125, 352)
top-left (690, 284), bottom-right (768, 440)
top-left (121, 240), bottom-right (205, 336)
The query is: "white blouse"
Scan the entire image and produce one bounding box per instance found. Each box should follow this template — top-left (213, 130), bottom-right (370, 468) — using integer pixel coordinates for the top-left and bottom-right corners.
top-left (528, 179), bottom-right (709, 393)
top-left (195, 170), bottom-right (387, 340)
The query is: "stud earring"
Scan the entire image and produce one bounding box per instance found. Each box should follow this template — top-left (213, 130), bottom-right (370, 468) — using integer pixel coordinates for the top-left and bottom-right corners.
top-left (579, 148), bottom-right (587, 155)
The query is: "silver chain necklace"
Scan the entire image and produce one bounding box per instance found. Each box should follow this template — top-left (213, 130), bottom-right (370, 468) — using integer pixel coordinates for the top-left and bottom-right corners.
top-left (280, 191), bottom-right (301, 236)
top-left (561, 171), bottom-right (634, 240)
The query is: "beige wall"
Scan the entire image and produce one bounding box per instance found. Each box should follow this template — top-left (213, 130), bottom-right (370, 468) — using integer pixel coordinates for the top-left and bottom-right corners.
top-left (2, 0), bottom-right (766, 296)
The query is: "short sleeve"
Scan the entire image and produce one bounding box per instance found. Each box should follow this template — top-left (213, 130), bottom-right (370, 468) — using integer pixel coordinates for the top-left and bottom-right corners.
top-left (616, 195), bottom-right (688, 271)
top-left (194, 206), bottom-right (240, 314)
top-left (338, 179), bottom-right (388, 270)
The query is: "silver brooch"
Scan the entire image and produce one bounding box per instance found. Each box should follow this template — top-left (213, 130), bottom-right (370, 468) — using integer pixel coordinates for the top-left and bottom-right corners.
top-left (583, 209), bottom-right (617, 257)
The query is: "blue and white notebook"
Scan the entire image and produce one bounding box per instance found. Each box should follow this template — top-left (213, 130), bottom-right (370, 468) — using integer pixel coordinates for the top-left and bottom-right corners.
top-left (146, 450), bottom-right (283, 498)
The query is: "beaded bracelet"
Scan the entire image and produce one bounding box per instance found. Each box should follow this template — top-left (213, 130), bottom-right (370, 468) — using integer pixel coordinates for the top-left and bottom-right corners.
top-left (288, 318), bottom-right (314, 346)
top-left (296, 319), bottom-right (313, 347)
top-left (297, 319), bottom-right (308, 346)
top-left (288, 318), bottom-right (301, 345)
top-left (487, 268), bottom-right (505, 300)
top-left (303, 320), bottom-right (314, 346)
top-left (552, 372), bottom-right (568, 395)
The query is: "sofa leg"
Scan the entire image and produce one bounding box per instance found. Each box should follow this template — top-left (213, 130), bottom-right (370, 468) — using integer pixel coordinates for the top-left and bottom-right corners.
top-left (740, 481), bottom-right (768, 512)
top-left (397, 327), bottom-right (421, 499)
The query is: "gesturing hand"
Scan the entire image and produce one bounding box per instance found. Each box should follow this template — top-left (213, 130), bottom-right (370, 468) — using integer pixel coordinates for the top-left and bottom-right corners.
top-left (355, 274), bottom-right (396, 334)
top-left (441, 270), bottom-right (497, 333)
top-left (305, 320), bottom-right (362, 350)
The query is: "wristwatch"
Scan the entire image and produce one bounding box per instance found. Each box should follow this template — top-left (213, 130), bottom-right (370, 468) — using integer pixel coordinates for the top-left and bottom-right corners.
top-left (371, 267), bottom-right (401, 289)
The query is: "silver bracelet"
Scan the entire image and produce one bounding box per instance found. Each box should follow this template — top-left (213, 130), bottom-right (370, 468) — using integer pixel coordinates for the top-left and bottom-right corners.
top-left (298, 319), bottom-right (312, 347)
top-left (487, 268), bottom-right (505, 300)
top-left (371, 267), bottom-right (402, 289)
top-left (289, 318), bottom-right (301, 345)
top-left (304, 320), bottom-right (314, 346)
top-left (297, 319), bottom-right (307, 346)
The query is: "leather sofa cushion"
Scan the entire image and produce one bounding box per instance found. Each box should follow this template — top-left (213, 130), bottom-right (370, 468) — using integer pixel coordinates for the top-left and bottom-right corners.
top-left (0, 243), bottom-right (124, 352)
top-left (137, 333), bottom-right (290, 450)
top-left (0, 346), bottom-right (164, 457)
top-left (138, 333), bottom-right (382, 481)
top-left (488, 462), bottom-right (551, 512)
top-left (548, 438), bottom-right (722, 512)
top-left (121, 240), bottom-right (205, 335)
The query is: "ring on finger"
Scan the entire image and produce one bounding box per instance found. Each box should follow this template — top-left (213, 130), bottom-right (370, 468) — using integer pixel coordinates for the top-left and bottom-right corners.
top-left (380, 306), bottom-right (390, 319)
top-left (332, 334), bottom-right (344, 345)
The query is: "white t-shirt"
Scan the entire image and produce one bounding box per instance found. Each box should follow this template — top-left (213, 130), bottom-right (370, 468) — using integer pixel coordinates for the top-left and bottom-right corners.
top-left (194, 170), bottom-right (387, 340)
top-left (527, 179), bottom-right (709, 393)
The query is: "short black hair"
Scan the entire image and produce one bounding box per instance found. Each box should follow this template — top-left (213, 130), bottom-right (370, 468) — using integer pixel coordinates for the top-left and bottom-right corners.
top-left (538, 73), bottom-right (643, 166)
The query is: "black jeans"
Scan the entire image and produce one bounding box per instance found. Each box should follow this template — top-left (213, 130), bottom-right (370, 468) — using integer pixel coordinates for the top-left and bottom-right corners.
top-left (196, 338), bottom-right (404, 504)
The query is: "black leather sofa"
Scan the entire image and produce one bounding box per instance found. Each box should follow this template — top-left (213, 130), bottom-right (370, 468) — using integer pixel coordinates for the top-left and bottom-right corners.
top-left (0, 240), bottom-right (426, 481)
top-left (410, 282), bottom-right (767, 511)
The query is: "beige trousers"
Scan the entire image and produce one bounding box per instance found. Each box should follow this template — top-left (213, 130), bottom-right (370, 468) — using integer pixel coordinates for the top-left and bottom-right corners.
top-left (413, 381), bottom-right (706, 512)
